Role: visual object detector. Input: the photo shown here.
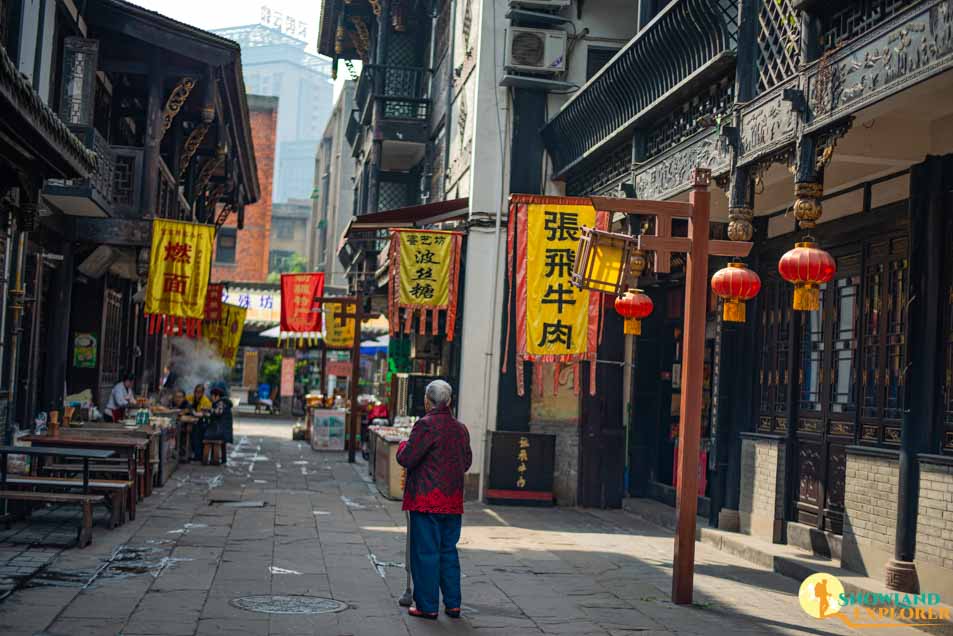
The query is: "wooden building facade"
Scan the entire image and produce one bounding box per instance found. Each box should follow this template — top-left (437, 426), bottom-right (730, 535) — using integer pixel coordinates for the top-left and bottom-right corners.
top-left (0, 0), bottom-right (259, 439)
top-left (540, 0), bottom-right (953, 595)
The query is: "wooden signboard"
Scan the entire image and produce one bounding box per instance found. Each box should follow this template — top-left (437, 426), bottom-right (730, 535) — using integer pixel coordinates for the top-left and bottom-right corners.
top-left (486, 431), bottom-right (556, 506)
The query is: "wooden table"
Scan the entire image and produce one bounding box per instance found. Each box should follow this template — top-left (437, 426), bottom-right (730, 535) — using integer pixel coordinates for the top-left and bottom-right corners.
top-left (0, 446), bottom-right (116, 546)
top-left (0, 445), bottom-right (115, 493)
top-left (23, 435), bottom-right (149, 519)
top-left (61, 426), bottom-right (160, 493)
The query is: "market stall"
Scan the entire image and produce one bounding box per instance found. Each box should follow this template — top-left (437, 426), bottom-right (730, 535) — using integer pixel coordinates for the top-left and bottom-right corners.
top-left (368, 421), bottom-right (412, 500)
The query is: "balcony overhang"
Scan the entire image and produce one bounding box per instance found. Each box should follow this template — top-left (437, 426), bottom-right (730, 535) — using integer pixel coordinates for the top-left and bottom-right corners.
top-left (343, 197), bottom-right (469, 238)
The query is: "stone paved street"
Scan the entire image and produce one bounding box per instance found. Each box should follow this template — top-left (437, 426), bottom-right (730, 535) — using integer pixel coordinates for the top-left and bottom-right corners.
top-left (0, 414), bottom-right (920, 635)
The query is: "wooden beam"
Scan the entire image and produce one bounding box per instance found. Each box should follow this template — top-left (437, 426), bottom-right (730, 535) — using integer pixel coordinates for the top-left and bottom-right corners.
top-left (709, 239), bottom-right (753, 259)
top-left (590, 197), bottom-right (694, 218)
top-left (71, 218), bottom-right (152, 246)
top-left (99, 59), bottom-right (198, 78)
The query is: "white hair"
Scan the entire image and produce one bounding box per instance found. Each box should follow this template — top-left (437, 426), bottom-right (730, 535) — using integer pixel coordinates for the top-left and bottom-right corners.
top-left (425, 380), bottom-right (453, 407)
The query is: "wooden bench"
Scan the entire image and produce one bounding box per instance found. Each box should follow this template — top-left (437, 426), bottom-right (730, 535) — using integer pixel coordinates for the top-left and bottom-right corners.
top-left (202, 440), bottom-right (225, 465)
top-left (41, 463), bottom-right (144, 519)
top-left (3, 476), bottom-right (131, 527)
top-left (0, 490), bottom-right (105, 547)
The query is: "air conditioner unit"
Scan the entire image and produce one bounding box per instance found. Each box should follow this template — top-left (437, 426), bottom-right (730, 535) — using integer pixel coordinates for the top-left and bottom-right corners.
top-left (505, 27), bottom-right (567, 75)
top-left (509, 0), bottom-right (572, 9)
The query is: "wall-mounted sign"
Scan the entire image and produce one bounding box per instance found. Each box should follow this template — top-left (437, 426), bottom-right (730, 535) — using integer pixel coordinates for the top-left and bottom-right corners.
top-left (486, 432), bottom-right (556, 506)
top-left (73, 333), bottom-right (97, 368)
top-left (280, 356), bottom-right (296, 397)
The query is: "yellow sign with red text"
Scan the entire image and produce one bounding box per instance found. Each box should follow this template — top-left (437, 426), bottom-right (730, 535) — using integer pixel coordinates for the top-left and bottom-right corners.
top-left (144, 219), bottom-right (214, 319)
top-left (203, 303), bottom-right (246, 367)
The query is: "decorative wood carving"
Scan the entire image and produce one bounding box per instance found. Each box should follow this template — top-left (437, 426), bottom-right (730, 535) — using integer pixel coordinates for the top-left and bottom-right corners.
top-left (160, 77), bottom-right (196, 139)
top-left (633, 130), bottom-right (731, 202)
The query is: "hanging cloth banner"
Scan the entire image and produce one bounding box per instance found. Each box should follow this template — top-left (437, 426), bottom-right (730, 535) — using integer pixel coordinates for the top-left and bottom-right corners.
top-left (387, 229), bottom-right (463, 340)
top-left (203, 302), bottom-right (246, 368)
top-left (204, 283), bottom-right (224, 322)
top-left (144, 218), bottom-right (214, 338)
top-left (503, 195), bottom-right (608, 396)
top-left (280, 273), bottom-right (325, 333)
top-left (323, 302), bottom-right (355, 349)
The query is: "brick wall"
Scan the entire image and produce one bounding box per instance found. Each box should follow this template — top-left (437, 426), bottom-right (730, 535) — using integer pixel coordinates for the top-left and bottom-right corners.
top-left (739, 434), bottom-right (785, 542)
top-left (841, 449), bottom-right (898, 576)
top-left (211, 94), bottom-right (278, 283)
top-left (529, 421), bottom-right (579, 506)
top-left (914, 458), bottom-right (953, 602)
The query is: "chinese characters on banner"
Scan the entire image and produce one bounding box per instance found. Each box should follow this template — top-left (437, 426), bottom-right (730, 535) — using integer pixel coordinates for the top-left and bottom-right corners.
top-left (387, 229), bottom-right (463, 340)
top-left (323, 302), bottom-right (355, 349)
top-left (516, 435), bottom-right (530, 489)
top-left (204, 283), bottom-right (224, 322)
top-left (504, 196), bottom-right (608, 396)
top-left (203, 303), bottom-right (246, 367)
top-left (144, 219), bottom-right (214, 337)
top-left (280, 356), bottom-right (296, 397)
top-left (280, 273), bottom-right (325, 333)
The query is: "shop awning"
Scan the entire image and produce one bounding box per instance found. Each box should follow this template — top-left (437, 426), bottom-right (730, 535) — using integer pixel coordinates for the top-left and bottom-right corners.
top-left (342, 198), bottom-right (469, 238)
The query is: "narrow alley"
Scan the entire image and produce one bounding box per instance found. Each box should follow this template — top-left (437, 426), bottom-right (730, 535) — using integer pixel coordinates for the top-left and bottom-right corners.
top-left (0, 413), bottom-right (918, 636)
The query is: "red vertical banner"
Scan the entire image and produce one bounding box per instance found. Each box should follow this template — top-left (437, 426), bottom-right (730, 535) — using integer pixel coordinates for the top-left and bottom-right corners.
top-left (204, 283), bottom-right (224, 321)
top-left (280, 273), bottom-right (325, 333)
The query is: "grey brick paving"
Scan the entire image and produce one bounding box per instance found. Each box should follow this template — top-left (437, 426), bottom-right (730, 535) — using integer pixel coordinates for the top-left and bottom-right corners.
top-left (0, 414), bottom-right (925, 635)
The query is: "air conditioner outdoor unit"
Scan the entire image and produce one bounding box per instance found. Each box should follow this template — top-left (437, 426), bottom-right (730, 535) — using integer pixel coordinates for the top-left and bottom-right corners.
top-left (509, 0), bottom-right (572, 9)
top-left (505, 27), bottom-right (567, 75)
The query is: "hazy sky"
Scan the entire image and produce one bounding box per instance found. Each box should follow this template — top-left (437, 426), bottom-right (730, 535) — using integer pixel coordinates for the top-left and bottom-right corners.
top-left (127, 0), bottom-right (324, 53)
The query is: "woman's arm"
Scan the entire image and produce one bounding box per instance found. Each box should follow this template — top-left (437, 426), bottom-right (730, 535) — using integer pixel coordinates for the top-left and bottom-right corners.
top-left (396, 422), bottom-right (435, 470)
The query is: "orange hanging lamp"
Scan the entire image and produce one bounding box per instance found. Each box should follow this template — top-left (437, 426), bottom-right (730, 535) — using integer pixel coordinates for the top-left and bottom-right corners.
top-left (614, 289), bottom-right (653, 336)
top-left (777, 241), bottom-right (836, 311)
top-left (710, 262), bottom-right (762, 323)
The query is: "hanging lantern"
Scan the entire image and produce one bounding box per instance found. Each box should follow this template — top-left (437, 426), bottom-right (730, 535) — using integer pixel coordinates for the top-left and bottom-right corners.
top-left (571, 227), bottom-right (645, 296)
top-left (711, 262), bottom-right (762, 323)
top-left (778, 242), bottom-right (836, 311)
top-left (614, 289), bottom-right (653, 336)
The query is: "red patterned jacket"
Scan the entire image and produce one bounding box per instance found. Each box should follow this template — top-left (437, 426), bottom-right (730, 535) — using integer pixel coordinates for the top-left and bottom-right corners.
top-left (396, 405), bottom-right (472, 514)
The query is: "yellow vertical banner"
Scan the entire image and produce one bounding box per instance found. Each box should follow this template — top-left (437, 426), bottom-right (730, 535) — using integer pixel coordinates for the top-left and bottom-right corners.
top-left (397, 231), bottom-right (454, 306)
top-left (204, 303), bottom-right (246, 367)
top-left (524, 203), bottom-right (597, 357)
top-left (145, 219), bottom-right (214, 319)
top-left (323, 302), bottom-right (355, 349)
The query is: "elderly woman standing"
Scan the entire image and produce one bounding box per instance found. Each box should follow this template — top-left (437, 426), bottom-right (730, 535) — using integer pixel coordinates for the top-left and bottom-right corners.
top-left (396, 380), bottom-right (471, 620)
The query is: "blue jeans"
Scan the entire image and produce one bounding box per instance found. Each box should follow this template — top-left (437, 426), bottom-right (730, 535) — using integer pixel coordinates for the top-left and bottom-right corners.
top-left (409, 512), bottom-right (462, 613)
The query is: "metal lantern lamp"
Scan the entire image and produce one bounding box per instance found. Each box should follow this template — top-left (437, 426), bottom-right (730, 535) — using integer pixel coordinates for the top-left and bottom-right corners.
top-left (570, 226), bottom-right (646, 295)
top-left (710, 262), bottom-right (762, 322)
top-left (777, 241), bottom-right (836, 311)
top-left (614, 289), bottom-right (653, 335)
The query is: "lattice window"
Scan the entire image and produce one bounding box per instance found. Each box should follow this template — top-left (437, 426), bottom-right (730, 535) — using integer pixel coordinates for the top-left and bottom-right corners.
top-left (378, 180), bottom-right (408, 211)
top-left (820, 0), bottom-right (919, 51)
top-left (112, 153), bottom-right (136, 208)
top-left (99, 288), bottom-right (123, 409)
top-left (758, 279), bottom-right (793, 433)
top-left (644, 74), bottom-right (735, 161)
top-left (798, 286), bottom-right (826, 413)
top-left (565, 140), bottom-right (633, 197)
top-left (58, 38), bottom-right (99, 126)
top-left (756, 0), bottom-right (801, 94)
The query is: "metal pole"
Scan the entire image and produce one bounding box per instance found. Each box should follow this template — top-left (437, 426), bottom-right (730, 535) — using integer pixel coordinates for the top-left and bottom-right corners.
top-left (671, 171), bottom-right (711, 605)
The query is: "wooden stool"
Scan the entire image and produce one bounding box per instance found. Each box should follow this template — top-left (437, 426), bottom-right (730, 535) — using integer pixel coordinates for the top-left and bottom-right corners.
top-left (202, 440), bottom-right (225, 465)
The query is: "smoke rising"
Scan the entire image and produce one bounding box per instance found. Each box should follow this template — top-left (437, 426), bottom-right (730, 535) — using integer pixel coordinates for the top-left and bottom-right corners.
top-left (169, 337), bottom-right (228, 393)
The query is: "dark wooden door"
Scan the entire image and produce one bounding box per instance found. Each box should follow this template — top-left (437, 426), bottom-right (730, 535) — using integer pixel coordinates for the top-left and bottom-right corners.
top-left (794, 248), bottom-right (861, 534)
top-left (579, 304), bottom-right (626, 508)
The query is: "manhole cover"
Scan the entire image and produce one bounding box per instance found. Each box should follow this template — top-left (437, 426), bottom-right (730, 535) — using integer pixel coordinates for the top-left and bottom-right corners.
top-left (230, 595), bottom-right (348, 615)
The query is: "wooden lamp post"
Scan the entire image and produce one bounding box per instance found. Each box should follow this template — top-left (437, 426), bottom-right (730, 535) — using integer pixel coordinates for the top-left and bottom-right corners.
top-left (589, 169), bottom-right (752, 604)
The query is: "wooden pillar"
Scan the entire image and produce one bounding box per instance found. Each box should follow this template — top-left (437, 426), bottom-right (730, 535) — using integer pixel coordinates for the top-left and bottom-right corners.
top-left (320, 346), bottom-right (329, 396)
top-left (887, 155), bottom-right (950, 591)
top-left (347, 294), bottom-right (364, 463)
top-left (672, 171), bottom-right (711, 605)
top-left (367, 0), bottom-right (390, 214)
top-left (142, 50), bottom-right (163, 217)
top-left (42, 240), bottom-right (73, 411)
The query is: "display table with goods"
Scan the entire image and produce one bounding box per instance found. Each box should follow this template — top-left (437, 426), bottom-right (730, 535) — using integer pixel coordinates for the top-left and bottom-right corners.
top-left (309, 408), bottom-right (347, 451)
top-left (368, 420), bottom-right (413, 500)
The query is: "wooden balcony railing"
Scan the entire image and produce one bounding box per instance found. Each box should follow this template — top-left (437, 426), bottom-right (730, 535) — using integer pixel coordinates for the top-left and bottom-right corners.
top-left (356, 64), bottom-right (431, 126)
top-left (541, 0), bottom-right (738, 178)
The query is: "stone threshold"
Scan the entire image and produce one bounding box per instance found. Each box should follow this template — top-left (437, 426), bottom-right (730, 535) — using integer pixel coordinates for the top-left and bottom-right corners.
top-left (622, 497), bottom-right (953, 636)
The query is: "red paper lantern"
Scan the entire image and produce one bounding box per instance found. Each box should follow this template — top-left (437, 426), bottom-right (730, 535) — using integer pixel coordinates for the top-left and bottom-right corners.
top-left (614, 289), bottom-right (653, 336)
top-left (778, 241), bottom-right (836, 311)
top-left (711, 262), bottom-right (761, 323)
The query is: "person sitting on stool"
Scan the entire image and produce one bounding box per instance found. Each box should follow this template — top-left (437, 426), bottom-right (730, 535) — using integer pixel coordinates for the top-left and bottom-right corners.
top-left (205, 385), bottom-right (233, 464)
top-left (189, 383), bottom-right (212, 461)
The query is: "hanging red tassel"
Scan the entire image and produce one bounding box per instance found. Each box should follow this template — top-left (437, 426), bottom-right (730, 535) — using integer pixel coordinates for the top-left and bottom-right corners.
top-left (589, 357), bottom-right (597, 396)
top-left (196, 321), bottom-right (202, 339)
top-left (573, 362), bottom-right (581, 395)
top-left (404, 307), bottom-right (414, 334)
top-left (418, 308), bottom-right (426, 335)
top-left (552, 362), bottom-right (560, 396)
top-left (431, 308), bottom-right (439, 336)
top-left (516, 354), bottom-right (526, 396)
